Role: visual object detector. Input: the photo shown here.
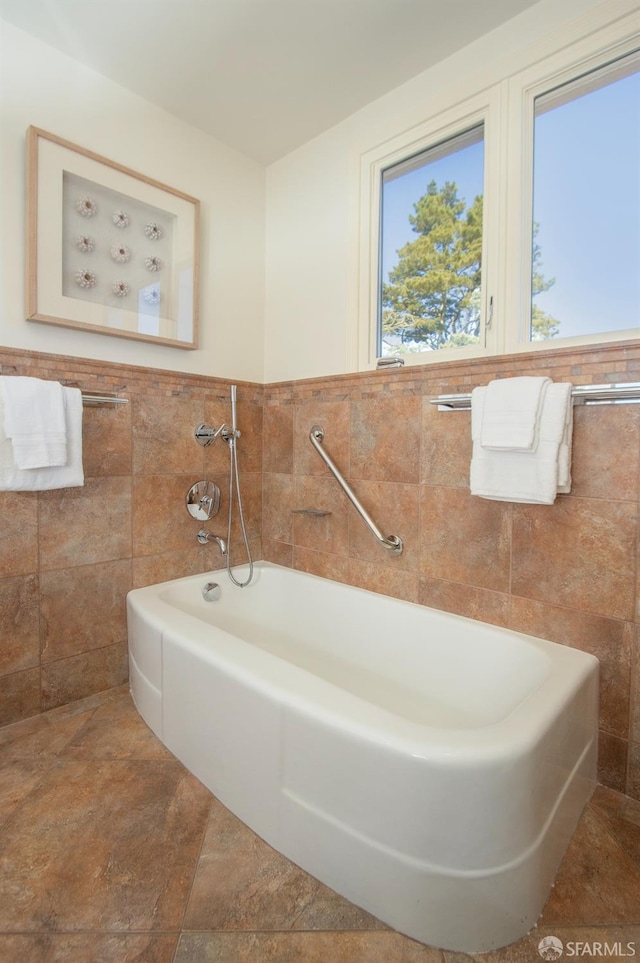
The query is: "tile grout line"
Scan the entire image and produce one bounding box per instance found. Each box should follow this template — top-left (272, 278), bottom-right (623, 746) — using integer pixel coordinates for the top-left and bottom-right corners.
top-left (172, 794), bottom-right (217, 962)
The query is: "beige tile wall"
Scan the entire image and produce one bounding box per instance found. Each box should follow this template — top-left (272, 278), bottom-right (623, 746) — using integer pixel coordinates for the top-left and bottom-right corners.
top-left (263, 339), bottom-right (640, 800)
top-left (1, 339), bottom-right (639, 800)
top-left (0, 347), bottom-right (263, 724)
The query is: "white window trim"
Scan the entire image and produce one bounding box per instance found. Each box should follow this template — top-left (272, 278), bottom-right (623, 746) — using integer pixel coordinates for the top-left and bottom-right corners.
top-left (355, 87), bottom-right (503, 370)
top-left (352, 2), bottom-right (640, 372)
top-left (504, 26), bottom-right (640, 355)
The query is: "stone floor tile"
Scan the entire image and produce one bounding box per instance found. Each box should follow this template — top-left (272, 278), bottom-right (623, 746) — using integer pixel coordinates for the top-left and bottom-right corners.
top-left (44, 685), bottom-right (129, 722)
top-left (0, 708), bottom-right (96, 760)
top-left (183, 797), bottom-right (384, 932)
top-left (538, 806), bottom-right (640, 925)
top-left (0, 758), bottom-right (211, 932)
top-left (0, 757), bottom-right (52, 827)
top-left (174, 931), bottom-right (444, 962)
top-left (63, 690), bottom-right (174, 760)
top-left (0, 933), bottom-right (178, 962)
top-left (443, 925), bottom-right (640, 962)
top-left (589, 785), bottom-right (640, 865)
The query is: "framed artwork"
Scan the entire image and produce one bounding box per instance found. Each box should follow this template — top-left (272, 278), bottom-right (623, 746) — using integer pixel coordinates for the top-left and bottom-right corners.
top-left (25, 126), bottom-right (200, 349)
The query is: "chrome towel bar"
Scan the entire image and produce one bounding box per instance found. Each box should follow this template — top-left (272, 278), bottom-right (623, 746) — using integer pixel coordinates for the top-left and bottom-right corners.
top-left (309, 426), bottom-right (403, 556)
top-left (0, 377), bottom-right (128, 408)
top-left (60, 382), bottom-right (127, 407)
top-left (430, 381), bottom-right (640, 410)
top-left (81, 392), bottom-right (128, 407)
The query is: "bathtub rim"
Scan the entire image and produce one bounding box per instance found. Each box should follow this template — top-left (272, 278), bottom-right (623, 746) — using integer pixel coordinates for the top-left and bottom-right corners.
top-left (127, 561), bottom-right (599, 765)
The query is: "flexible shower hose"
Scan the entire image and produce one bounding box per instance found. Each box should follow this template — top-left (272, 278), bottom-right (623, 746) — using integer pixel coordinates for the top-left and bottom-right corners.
top-left (226, 435), bottom-right (254, 587)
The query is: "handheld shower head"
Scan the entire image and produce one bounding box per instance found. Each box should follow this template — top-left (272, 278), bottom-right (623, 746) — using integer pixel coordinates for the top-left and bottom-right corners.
top-left (230, 384), bottom-right (237, 433)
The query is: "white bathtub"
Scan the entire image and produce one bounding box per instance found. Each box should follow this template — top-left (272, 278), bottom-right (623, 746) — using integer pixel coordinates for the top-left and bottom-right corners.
top-left (127, 562), bottom-right (598, 953)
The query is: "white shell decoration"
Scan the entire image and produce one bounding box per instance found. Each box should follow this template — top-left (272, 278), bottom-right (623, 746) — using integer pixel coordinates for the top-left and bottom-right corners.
top-left (142, 285), bottom-right (161, 305)
top-left (144, 222), bottom-right (163, 240)
top-left (144, 255), bottom-right (162, 272)
top-left (76, 196), bottom-right (97, 218)
top-left (76, 235), bottom-right (95, 253)
top-left (112, 210), bottom-right (130, 228)
top-left (112, 281), bottom-right (130, 297)
top-left (110, 243), bottom-right (131, 263)
top-left (75, 269), bottom-right (97, 289)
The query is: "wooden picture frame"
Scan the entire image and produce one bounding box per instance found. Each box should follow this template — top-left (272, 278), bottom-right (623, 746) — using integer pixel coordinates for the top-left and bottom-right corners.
top-left (25, 126), bottom-right (200, 349)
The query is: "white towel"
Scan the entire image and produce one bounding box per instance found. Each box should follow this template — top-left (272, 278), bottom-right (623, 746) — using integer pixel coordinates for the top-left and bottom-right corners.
top-left (0, 375), bottom-right (67, 469)
top-left (556, 386), bottom-right (574, 494)
top-left (480, 376), bottom-right (551, 451)
top-left (470, 382), bottom-right (573, 504)
top-left (0, 387), bottom-right (84, 491)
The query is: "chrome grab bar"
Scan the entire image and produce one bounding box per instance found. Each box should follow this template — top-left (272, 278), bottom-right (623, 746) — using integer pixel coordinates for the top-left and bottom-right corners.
top-left (309, 426), bottom-right (403, 556)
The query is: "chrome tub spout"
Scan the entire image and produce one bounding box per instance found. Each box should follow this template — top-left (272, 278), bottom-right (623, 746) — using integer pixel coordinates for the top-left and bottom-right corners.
top-left (197, 530), bottom-right (227, 555)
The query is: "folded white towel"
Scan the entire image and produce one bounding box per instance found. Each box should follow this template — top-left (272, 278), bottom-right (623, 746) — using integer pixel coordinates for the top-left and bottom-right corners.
top-left (557, 385), bottom-right (574, 494)
top-left (480, 376), bottom-right (551, 451)
top-left (470, 382), bottom-right (573, 504)
top-left (0, 375), bottom-right (67, 469)
top-left (0, 387), bottom-right (84, 491)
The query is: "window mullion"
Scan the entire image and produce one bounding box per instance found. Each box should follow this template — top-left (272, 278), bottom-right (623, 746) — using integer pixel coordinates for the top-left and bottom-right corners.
top-left (501, 76), bottom-right (536, 355)
top-left (480, 81), bottom-right (506, 359)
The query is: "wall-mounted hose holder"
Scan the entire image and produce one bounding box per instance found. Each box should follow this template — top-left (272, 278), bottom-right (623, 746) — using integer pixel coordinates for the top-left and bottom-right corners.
top-left (291, 509), bottom-right (332, 517)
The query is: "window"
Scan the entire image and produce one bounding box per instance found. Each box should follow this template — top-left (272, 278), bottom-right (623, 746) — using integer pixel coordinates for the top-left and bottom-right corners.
top-left (530, 52), bottom-right (640, 343)
top-left (379, 126), bottom-right (485, 357)
top-left (357, 11), bottom-right (640, 370)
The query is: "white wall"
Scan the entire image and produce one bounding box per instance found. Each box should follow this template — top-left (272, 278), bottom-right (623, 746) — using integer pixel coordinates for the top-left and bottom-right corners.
top-left (264, 0), bottom-right (624, 383)
top-left (0, 21), bottom-right (266, 382)
top-left (2, 1), bottom-right (634, 385)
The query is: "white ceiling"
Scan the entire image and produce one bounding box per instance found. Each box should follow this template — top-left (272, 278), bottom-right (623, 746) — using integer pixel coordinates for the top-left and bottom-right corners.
top-left (1, 0), bottom-right (543, 164)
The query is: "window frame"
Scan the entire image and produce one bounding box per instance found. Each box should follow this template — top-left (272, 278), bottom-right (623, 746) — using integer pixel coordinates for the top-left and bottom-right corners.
top-left (356, 87), bottom-right (503, 370)
top-left (504, 32), bottom-right (640, 355)
top-left (354, 7), bottom-right (640, 371)
top-left (378, 123), bottom-right (486, 358)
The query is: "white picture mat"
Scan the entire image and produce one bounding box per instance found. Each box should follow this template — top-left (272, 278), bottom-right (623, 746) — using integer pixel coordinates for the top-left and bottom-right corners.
top-left (30, 132), bottom-right (198, 347)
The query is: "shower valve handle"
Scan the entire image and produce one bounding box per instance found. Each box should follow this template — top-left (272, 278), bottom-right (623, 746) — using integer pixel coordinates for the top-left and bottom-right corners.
top-left (195, 423), bottom-right (240, 446)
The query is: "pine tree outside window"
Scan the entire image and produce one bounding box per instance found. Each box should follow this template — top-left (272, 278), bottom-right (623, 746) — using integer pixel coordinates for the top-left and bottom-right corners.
top-left (379, 127), bottom-right (485, 357)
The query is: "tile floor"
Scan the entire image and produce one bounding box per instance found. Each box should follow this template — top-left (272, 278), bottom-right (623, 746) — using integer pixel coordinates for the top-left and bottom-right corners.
top-left (1, 686), bottom-right (639, 963)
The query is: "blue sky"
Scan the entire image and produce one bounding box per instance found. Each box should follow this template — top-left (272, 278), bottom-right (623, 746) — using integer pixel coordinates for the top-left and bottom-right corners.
top-left (380, 66), bottom-right (640, 342)
top-left (533, 68), bottom-right (640, 337)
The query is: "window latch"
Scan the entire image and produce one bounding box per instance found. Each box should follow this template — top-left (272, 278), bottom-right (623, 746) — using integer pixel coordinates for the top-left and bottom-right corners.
top-left (376, 357), bottom-right (405, 368)
top-left (486, 295), bottom-right (494, 329)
